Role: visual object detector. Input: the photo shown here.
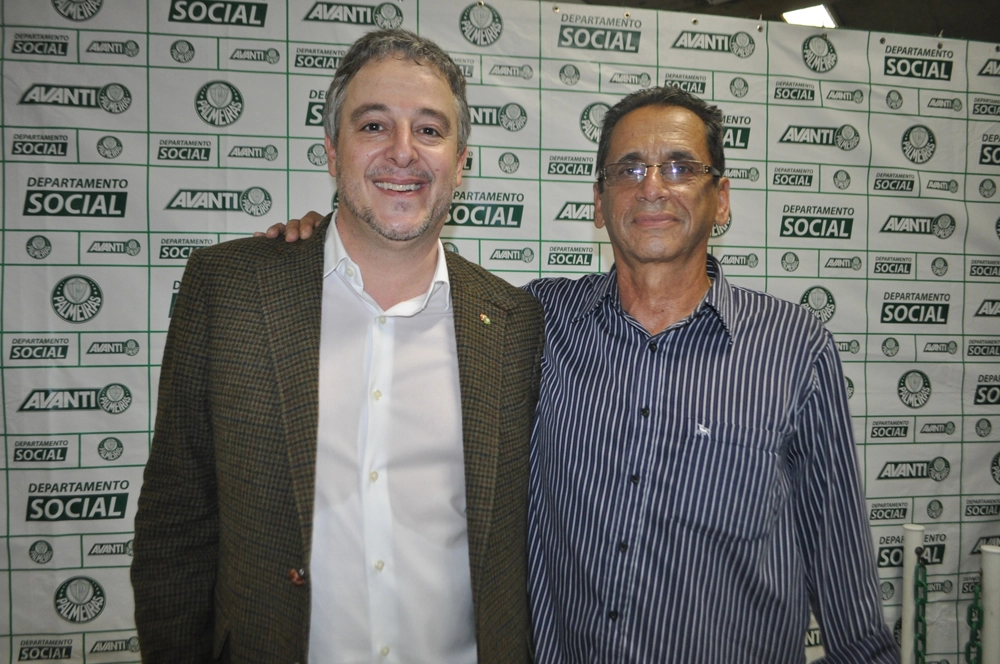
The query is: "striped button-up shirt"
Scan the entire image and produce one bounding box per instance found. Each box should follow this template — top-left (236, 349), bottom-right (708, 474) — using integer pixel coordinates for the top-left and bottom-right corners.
top-left (525, 255), bottom-right (898, 664)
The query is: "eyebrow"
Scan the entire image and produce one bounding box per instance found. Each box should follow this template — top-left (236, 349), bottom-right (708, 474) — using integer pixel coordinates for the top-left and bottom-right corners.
top-left (350, 103), bottom-right (453, 134)
top-left (615, 149), bottom-right (699, 163)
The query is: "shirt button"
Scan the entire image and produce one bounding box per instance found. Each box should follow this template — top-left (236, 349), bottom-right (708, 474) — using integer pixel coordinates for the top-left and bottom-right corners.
top-left (346, 267), bottom-right (355, 277)
top-left (380, 646), bottom-right (390, 656)
top-left (375, 560), bottom-right (384, 571)
top-left (608, 610), bottom-right (619, 621)
top-left (377, 315), bottom-right (386, 324)
top-left (372, 389), bottom-right (382, 401)
top-left (369, 471), bottom-right (378, 482)
top-left (640, 406), bottom-right (650, 417)
top-left (648, 342), bottom-right (657, 352)
top-left (630, 474), bottom-right (640, 485)
top-left (618, 541), bottom-right (629, 553)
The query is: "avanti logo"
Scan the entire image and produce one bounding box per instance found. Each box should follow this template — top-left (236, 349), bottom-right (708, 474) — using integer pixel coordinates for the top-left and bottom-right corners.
top-left (52, 0), bottom-right (103, 21)
top-left (20, 383), bottom-right (131, 414)
top-left (901, 125), bottom-right (936, 164)
top-left (461, 3), bottom-right (503, 46)
top-left (167, 187), bottom-right (272, 216)
top-left (779, 124), bottom-right (859, 150)
top-left (898, 369), bottom-right (932, 408)
top-left (54, 577), bottom-right (106, 623)
top-left (169, 0), bottom-right (267, 26)
top-left (489, 247), bottom-right (534, 263)
top-left (87, 239), bottom-right (141, 256)
top-left (230, 47), bottom-right (280, 64)
top-left (89, 637), bottom-right (140, 654)
top-left (12, 34), bottom-right (69, 56)
top-left (88, 539), bottom-right (133, 556)
top-left (86, 40), bottom-right (139, 56)
top-left (489, 64), bottom-right (532, 80)
top-left (923, 341), bottom-right (958, 354)
top-left (19, 83), bottom-right (131, 114)
top-left (920, 421), bottom-right (956, 434)
top-left (826, 89), bottom-right (864, 104)
top-left (927, 97), bottom-right (962, 111)
top-left (579, 102), bottom-right (609, 143)
top-left (719, 253), bottom-right (758, 268)
top-left (880, 213), bottom-right (955, 238)
top-left (800, 286), bottom-right (836, 323)
top-left (802, 35), bottom-right (837, 72)
top-left (87, 340), bottom-right (140, 356)
top-left (304, 2), bottom-right (403, 28)
top-left (980, 59), bottom-right (1000, 76)
top-left (469, 103), bottom-right (527, 131)
top-left (825, 256), bottom-right (862, 270)
top-left (229, 144), bottom-right (278, 161)
top-left (611, 72), bottom-right (652, 87)
top-left (671, 30), bottom-right (754, 58)
top-left (878, 456), bottom-right (950, 480)
top-left (973, 534), bottom-right (1000, 553)
top-left (195, 81), bottom-right (243, 127)
top-left (555, 201), bottom-right (594, 222)
top-left (975, 299), bottom-right (1000, 316)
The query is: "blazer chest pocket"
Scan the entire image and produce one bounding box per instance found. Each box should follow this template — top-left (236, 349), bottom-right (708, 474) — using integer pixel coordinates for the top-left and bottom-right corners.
top-left (669, 418), bottom-right (785, 542)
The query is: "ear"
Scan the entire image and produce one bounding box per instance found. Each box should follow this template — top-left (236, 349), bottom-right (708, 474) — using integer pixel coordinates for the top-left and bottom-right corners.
top-left (324, 134), bottom-right (337, 178)
top-left (454, 146), bottom-right (468, 188)
top-left (593, 181), bottom-right (605, 229)
top-left (714, 177), bottom-right (731, 228)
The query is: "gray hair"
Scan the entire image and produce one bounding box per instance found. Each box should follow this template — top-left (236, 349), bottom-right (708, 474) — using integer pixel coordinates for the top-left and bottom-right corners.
top-left (595, 86), bottom-right (725, 191)
top-left (323, 29), bottom-right (471, 153)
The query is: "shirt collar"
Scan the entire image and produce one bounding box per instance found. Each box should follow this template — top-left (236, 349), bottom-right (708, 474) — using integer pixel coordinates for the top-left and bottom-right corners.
top-left (571, 253), bottom-right (736, 343)
top-left (323, 212), bottom-right (452, 315)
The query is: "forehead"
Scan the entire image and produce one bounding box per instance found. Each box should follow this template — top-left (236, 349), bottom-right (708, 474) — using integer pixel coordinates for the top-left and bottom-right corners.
top-left (606, 105), bottom-right (711, 162)
top-left (343, 56), bottom-right (456, 116)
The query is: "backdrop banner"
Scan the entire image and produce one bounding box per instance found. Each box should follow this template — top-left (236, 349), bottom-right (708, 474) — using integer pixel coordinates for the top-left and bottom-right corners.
top-left (1, 0), bottom-right (998, 661)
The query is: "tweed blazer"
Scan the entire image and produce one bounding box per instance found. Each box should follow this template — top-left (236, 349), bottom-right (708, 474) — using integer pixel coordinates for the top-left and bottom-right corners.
top-left (131, 217), bottom-right (544, 663)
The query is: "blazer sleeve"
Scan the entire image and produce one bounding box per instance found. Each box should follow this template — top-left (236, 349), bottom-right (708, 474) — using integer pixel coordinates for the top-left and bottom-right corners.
top-left (131, 249), bottom-right (219, 663)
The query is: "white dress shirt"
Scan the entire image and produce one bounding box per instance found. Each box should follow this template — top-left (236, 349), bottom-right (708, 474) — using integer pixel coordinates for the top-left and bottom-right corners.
top-left (308, 218), bottom-right (476, 664)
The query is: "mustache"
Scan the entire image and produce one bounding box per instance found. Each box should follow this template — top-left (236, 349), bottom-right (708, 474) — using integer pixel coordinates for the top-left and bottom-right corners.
top-left (365, 166), bottom-right (434, 182)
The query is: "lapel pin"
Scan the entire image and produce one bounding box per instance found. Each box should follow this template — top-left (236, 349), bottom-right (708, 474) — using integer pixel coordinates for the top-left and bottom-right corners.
top-left (479, 313), bottom-right (491, 325)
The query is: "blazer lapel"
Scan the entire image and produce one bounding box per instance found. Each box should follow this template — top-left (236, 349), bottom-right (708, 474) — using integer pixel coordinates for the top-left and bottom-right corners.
top-left (447, 253), bottom-right (507, 600)
top-left (255, 218), bottom-right (330, 563)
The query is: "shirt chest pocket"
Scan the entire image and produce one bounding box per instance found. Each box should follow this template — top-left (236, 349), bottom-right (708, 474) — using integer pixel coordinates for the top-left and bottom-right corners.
top-left (667, 419), bottom-right (785, 542)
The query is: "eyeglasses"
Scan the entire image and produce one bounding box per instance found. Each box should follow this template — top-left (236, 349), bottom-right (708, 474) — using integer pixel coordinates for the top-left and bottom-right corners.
top-left (598, 160), bottom-right (721, 187)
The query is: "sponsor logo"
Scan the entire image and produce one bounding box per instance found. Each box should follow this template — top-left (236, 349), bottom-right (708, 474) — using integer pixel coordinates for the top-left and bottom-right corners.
top-left (18, 638), bottom-right (71, 661)
top-left (729, 77), bottom-right (749, 98)
top-left (923, 341), bottom-right (958, 354)
top-left (880, 213), bottom-right (955, 238)
top-left (722, 167), bottom-right (759, 181)
top-left (97, 436), bottom-right (124, 461)
top-left (826, 256), bottom-right (862, 270)
top-left (294, 46), bottom-right (344, 70)
top-left (873, 256), bottom-right (911, 274)
top-left (973, 535), bottom-right (1000, 554)
top-left (779, 124), bottom-right (859, 150)
top-left (981, 179), bottom-right (997, 198)
top-left (12, 132), bottom-right (69, 157)
top-left (880, 581), bottom-right (895, 600)
top-left (579, 103), bottom-right (608, 143)
top-left (779, 206), bottom-right (854, 239)
top-left (781, 252), bottom-right (800, 272)
top-left (833, 170), bottom-right (851, 189)
top-left (800, 286), bottom-right (836, 323)
top-left (469, 103), bottom-right (526, 132)
top-left (169, 0), bottom-right (266, 26)
top-left (307, 143), bottom-right (327, 166)
top-left (979, 418), bottom-right (994, 437)
top-left (926, 97), bottom-right (962, 110)
top-left (884, 43), bottom-right (954, 80)
top-left (927, 500), bottom-right (944, 518)
top-left (54, 577), bottom-right (106, 623)
top-left (966, 499), bottom-right (1000, 517)
top-left (886, 90), bottom-right (904, 109)
top-left (26, 481), bottom-right (130, 524)
top-left (879, 457), bottom-right (950, 480)
top-left (490, 64), bottom-right (533, 80)
top-left (195, 81), bottom-right (243, 127)
top-left (968, 339), bottom-right (1000, 357)
top-left (229, 144), bottom-right (278, 161)
top-left (29, 540), bottom-right (55, 564)
top-left (870, 420), bottom-right (908, 438)
top-left (662, 73), bottom-right (705, 93)
top-left (870, 501), bottom-right (908, 520)
top-left (547, 155), bottom-right (593, 177)
top-left (26, 235), bottom-right (53, 259)
top-left (453, 57), bottom-right (474, 78)
top-left (87, 339), bottom-right (140, 356)
top-left (976, 376), bottom-right (1000, 405)
top-left (20, 383), bottom-right (132, 414)
top-left (555, 201), bottom-right (594, 222)
top-left (974, 300), bottom-right (1000, 316)
top-left (11, 33), bottom-right (69, 57)
top-left (442, 242), bottom-right (459, 254)
top-left (930, 257), bottom-right (949, 276)
top-left (447, 191), bottom-right (524, 227)
top-left (86, 40), bottom-right (139, 57)
top-left (671, 30), bottom-right (754, 58)
top-left (171, 39), bottom-right (195, 63)
top-left (489, 247), bottom-right (534, 263)
top-left (981, 132), bottom-right (1000, 165)
top-left (926, 179), bottom-right (958, 193)
top-left (898, 369), bottom-right (932, 408)
top-left (971, 259), bottom-right (1000, 278)
top-left (845, 376), bottom-right (854, 399)
top-left (882, 337), bottom-right (900, 356)
top-left (167, 187), bottom-right (272, 216)
top-left (159, 238), bottom-right (211, 259)
top-left (52, 0), bottom-right (102, 21)
top-left (611, 71), bottom-right (652, 87)
top-left (89, 637), bottom-right (140, 654)
top-left (901, 125), bottom-right (936, 164)
top-left (461, 3), bottom-right (503, 46)
top-left (96, 135), bottom-right (122, 159)
top-left (722, 114), bottom-right (752, 150)
top-left (87, 239), bottom-right (141, 255)
top-left (231, 47), bottom-right (279, 63)
top-left (51, 275), bottom-right (103, 323)
top-left (10, 337), bottom-right (70, 361)
top-left (24, 182), bottom-right (128, 217)
top-left (497, 152), bottom-right (520, 174)
top-left (802, 35), bottom-right (837, 72)
top-left (880, 292), bottom-right (949, 324)
top-left (719, 253), bottom-right (758, 268)
top-left (558, 14), bottom-right (642, 53)
top-left (304, 2), bottom-right (403, 28)
top-left (19, 83), bottom-right (131, 113)
top-left (980, 59), bottom-right (1000, 76)
top-left (774, 81), bottom-right (815, 101)
top-left (158, 139), bottom-right (211, 162)
top-left (14, 439), bottom-right (69, 462)
top-left (826, 88), bottom-right (864, 104)
top-left (920, 421), bottom-right (955, 434)
top-left (873, 173), bottom-right (915, 192)
top-left (548, 245), bottom-right (593, 266)
top-left (773, 167), bottom-right (813, 187)
top-left (559, 64), bottom-right (580, 85)
top-left (836, 339), bottom-right (861, 354)
top-left (878, 538), bottom-right (946, 567)
top-left (805, 627), bottom-right (822, 648)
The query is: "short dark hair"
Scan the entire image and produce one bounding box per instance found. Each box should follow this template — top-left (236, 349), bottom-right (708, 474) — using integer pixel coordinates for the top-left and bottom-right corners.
top-left (323, 29), bottom-right (470, 152)
top-left (595, 87), bottom-right (725, 191)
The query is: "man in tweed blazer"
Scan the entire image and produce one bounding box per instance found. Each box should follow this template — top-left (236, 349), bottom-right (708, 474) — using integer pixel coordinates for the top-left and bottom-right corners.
top-left (131, 30), bottom-right (543, 663)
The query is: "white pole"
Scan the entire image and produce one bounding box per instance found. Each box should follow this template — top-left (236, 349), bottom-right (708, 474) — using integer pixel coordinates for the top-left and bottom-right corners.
top-left (982, 544), bottom-right (1000, 664)
top-left (901, 524), bottom-right (925, 664)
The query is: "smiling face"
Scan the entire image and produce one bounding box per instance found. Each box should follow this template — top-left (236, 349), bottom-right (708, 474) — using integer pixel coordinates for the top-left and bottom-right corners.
top-left (594, 104), bottom-right (730, 273)
top-left (326, 55), bottom-right (466, 245)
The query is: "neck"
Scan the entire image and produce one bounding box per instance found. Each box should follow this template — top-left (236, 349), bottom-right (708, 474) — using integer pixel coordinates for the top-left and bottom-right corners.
top-left (615, 255), bottom-right (711, 336)
top-left (335, 216), bottom-right (441, 311)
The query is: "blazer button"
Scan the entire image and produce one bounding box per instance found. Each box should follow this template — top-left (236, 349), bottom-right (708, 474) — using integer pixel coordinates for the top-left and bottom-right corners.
top-left (288, 568), bottom-right (307, 586)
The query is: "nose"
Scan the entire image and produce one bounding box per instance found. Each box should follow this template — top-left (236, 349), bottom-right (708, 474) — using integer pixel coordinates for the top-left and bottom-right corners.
top-left (636, 164), bottom-right (671, 202)
top-left (387, 125), bottom-right (418, 167)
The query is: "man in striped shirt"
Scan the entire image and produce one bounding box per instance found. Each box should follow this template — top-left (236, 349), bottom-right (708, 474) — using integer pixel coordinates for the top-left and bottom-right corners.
top-left (273, 86), bottom-right (898, 663)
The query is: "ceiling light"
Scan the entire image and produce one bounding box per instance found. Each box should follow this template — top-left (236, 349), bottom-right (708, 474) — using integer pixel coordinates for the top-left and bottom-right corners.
top-left (782, 5), bottom-right (837, 28)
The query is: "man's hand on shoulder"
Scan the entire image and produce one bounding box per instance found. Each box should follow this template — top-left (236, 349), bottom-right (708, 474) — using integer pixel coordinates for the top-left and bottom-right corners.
top-left (253, 211), bottom-right (325, 242)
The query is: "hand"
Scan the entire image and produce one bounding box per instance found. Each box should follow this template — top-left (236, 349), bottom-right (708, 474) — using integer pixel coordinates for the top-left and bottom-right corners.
top-left (254, 211), bottom-right (325, 242)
